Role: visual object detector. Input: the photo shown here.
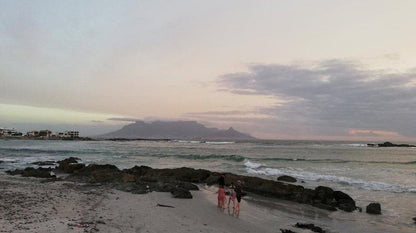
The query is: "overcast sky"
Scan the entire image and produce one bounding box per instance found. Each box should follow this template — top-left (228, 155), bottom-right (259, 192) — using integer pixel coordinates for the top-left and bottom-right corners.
top-left (1, 0), bottom-right (416, 140)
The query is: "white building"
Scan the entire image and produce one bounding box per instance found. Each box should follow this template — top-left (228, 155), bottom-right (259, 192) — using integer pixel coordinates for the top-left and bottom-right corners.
top-left (56, 131), bottom-right (80, 138)
top-left (0, 128), bottom-right (23, 137)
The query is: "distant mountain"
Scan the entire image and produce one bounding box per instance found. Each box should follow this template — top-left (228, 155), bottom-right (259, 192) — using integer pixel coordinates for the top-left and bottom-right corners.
top-left (99, 120), bottom-right (255, 140)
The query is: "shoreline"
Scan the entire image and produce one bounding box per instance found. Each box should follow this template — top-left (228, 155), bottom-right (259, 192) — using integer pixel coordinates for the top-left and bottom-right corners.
top-left (2, 157), bottom-right (415, 233)
top-left (2, 172), bottom-right (414, 233)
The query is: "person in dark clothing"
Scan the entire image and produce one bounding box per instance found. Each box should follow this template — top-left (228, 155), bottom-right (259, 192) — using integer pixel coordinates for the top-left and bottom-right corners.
top-left (234, 180), bottom-right (243, 217)
top-left (217, 174), bottom-right (226, 209)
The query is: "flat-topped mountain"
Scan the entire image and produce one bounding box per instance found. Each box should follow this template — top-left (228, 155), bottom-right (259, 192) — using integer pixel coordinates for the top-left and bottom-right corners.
top-left (99, 120), bottom-right (255, 140)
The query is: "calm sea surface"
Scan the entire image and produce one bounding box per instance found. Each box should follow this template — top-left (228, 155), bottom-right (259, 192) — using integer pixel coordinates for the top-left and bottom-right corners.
top-left (1, 139), bottom-right (415, 232)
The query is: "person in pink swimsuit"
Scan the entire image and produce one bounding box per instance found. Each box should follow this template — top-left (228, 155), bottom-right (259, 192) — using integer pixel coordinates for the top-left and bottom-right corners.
top-left (217, 174), bottom-right (226, 209)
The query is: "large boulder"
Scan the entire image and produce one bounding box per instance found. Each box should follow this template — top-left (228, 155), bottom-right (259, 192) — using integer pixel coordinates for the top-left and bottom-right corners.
top-left (315, 186), bottom-right (334, 204)
top-left (277, 175), bottom-right (297, 183)
top-left (171, 187), bottom-right (192, 199)
top-left (57, 157), bottom-right (84, 173)
top-left (366, 202), bottom-right (381, 215)
top-left (6, 167), bottom-right (55, 178)
top-left (333, 191), bottom-right (356, 212)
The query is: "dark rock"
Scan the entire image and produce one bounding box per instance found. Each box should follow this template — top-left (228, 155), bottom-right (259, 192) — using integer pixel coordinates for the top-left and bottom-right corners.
top-left (315, 186), bottom-right (334, 204)
top-left (177, 182), bottom-right (199, 191)
top-left (377, 142), bottom-right (415, 147)
top-left (65, 163), bottom-right (86, 173)
top-left (57, 157), bottom-right (84, 173)
top-left (413, 217), bottom-right (416, 224)
top-left (122, 174), bottom-right (137, 183)
top-left (333, 190), bottom-right (356, 212)
top-left (295, 223), bottom-right (326, 233)
top-left (123, 166), bottom-right (153, 177)
top-left (277, 175), bottom-right (297, 183)
top-left (171, 187), bottom-right (192, 199)
top-left (31, 161), bottom-right (56, 166)
top-left (6, 167), bottom-right (55, 178)
top-left (280, 229), bottom-right (297, 233)
top-left (366, 202), bottom-right (381, 215)
top-left (68, 164), bottom-right (123, 183)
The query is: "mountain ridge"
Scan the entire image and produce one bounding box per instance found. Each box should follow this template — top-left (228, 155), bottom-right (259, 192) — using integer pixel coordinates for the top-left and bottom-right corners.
top-left (99, 120), bottom-right (255, 140)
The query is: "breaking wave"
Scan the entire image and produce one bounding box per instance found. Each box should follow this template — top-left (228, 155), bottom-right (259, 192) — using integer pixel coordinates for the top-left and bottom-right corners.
top-left (244, 160), bottom-right (416, 193)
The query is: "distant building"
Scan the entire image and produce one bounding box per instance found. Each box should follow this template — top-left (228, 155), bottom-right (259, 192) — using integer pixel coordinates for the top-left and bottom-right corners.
top-left (0, 128), bottom-right (23, 137)
top-left (27, 131), bottom-right (39, 137)
top-left (39, 130), bottom-right (52, 137)
top-left (65, 131), bottom-right (79, 138)
top-left (56, 131), bottom-right (80, 138)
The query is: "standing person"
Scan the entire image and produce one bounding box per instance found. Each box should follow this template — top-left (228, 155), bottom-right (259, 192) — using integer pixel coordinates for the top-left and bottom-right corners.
top-left (217, 174), bottom-right (226, 209)
top-left (235, 180), bottom-right (243, 218)
top-left (227, 182), bottom-right (237, 215)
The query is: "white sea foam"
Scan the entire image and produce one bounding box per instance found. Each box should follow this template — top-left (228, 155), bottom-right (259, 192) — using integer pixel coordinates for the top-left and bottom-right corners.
top-left (244, 160), bottom-right (262, 169)
top-left (176, 140), bottom-right (201, 144)
top-left (204, 141), bottom-right (235, 145)
top-left (348, 144), bottom-right (368, 147)
top-left (244, 163), bottom-right (416, 193)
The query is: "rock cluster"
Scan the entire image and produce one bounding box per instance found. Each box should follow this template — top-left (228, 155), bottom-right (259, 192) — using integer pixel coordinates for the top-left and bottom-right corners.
top-left (7, 158), bottom-right (359, 211)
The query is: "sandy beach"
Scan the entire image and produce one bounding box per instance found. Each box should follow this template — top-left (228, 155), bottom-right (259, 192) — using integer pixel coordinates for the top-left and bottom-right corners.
top-left (2, 170), bottom-right (416, 233)
top-left (0, 173), bottom-right (286, 233)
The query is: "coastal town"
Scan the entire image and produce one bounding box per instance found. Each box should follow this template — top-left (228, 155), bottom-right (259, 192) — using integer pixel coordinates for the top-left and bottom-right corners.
top-left (0, 127), bottom-right (86, 140)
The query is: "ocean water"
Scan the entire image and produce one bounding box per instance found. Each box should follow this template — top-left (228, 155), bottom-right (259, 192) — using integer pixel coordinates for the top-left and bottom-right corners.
top-left (0, 139), bottom-right (415, 232)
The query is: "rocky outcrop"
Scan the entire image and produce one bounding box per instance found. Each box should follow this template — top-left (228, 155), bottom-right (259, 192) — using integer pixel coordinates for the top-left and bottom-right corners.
top-left (171, 187), bottom-right (193, 199)
top-left (277, 175), bottom-right (297, 183)
top-left (366, 202), bottom-right (381, 215)
top-left (367, 142), bottom-right (415, 147)
top-left (6, 167), bottom-right (55, 178)
top-left (57, 157), bottom-right (85, 173)
top-left (7, 158), bottom-right (358, 209)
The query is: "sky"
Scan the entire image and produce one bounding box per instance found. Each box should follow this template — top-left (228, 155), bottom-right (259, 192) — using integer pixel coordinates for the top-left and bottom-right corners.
top-left (1, 0), bottom-right (416, 140)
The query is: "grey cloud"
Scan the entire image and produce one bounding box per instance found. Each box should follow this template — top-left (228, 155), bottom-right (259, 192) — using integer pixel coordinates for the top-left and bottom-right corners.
top-left (107, 117), bottom-right (140, 122)
top-left (91, 120), bottom-right (104, 123)
top-left (349, 131), bottom-right (382, 137)
top-left (187, 110), bottom-right (253, 116)
top-left (218, 60), bottom-right (416, 138)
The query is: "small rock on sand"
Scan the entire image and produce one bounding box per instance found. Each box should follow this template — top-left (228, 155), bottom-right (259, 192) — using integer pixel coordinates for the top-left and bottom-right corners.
top-left (366, 202), bottom-right (381, 215)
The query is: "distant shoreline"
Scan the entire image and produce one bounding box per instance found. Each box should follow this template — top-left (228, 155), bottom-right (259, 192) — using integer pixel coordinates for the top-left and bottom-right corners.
top-left (0, 136), bottom-right (94, 141)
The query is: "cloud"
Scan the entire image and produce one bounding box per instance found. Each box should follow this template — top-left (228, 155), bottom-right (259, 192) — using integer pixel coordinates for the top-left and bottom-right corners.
top-left (218, 60), bottom-right (416, 138)
top-left (91, 120), bottom-right (104, 123)
top-left (107, 117), bottom-right (140, 122)
top-left (348, 129), bottom-right (400, 137)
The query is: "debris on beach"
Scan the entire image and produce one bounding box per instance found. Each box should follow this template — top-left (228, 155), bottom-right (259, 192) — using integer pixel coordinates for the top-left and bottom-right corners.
top-left (156, 203), bottom-right (175, 208)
